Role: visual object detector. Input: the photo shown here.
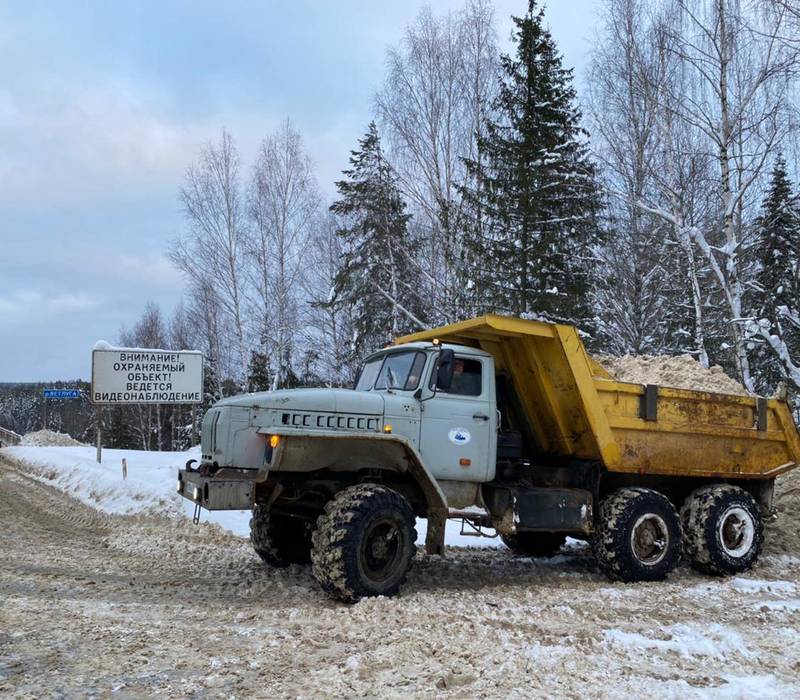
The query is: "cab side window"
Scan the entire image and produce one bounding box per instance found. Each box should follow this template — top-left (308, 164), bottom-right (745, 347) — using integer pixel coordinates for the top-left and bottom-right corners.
top-left (430, 356), bottom-right (483, 396)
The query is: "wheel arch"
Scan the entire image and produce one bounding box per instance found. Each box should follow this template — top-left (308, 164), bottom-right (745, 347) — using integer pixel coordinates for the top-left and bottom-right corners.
top-left (598, 471), bottom-right (777, 517)
top-left (265, 430), bottom-right (448, 554)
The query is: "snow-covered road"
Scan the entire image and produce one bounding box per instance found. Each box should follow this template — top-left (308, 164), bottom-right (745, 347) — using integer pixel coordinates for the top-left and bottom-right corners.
top-left (2, 448), bottom-right (800, 697)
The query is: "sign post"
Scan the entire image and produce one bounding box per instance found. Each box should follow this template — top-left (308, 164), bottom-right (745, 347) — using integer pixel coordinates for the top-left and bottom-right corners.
top-left (95, 405), bottom-right (102, 464)
top-left (90, 346), bottom-right (204, 462)
top-left (42, 388), bottom-right (83, 431)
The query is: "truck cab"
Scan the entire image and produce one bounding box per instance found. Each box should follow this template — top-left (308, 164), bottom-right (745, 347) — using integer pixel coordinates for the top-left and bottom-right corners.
top-left (358, 342), bottom-right (499, 485)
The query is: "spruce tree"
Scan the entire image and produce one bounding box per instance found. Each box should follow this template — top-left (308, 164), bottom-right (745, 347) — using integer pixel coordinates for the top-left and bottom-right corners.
top-left (247, 349), bottom-right (271, 393)
top-left (331, 123), bottom-right (423, 362)
top-left (461, 0), bottom-right (602, 329)
top-left (752, 155), bottom-right (800, 392)
top-left (756, 156), bottom-right (800, 315)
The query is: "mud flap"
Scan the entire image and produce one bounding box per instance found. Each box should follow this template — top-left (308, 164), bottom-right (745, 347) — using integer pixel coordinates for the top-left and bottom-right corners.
top-left (425, 509), bottom-right (447, 555)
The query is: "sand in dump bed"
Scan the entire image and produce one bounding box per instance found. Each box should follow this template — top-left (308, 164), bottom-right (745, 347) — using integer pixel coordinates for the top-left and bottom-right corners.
top-left (21, 429), bottom-right (84, 447)
top-left (596, 353), bottom-right (751, 395)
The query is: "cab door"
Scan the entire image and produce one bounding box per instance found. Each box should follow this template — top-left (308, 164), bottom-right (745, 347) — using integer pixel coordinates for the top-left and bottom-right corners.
top-left (418, 355), bottom-right (495, 482)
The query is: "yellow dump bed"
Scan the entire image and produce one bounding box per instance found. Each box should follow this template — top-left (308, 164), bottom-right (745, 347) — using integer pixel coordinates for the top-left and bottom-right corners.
top-left (397, 315), bottom-right (800, 480)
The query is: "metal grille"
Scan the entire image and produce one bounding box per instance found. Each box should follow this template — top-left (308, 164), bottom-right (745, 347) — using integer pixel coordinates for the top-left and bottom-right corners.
top-left (280, 411), bottom-right (380, 432)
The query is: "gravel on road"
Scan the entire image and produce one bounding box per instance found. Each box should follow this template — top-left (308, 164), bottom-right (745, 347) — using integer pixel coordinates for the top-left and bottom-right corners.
top-left (2, 456), bottom-right (799, 699)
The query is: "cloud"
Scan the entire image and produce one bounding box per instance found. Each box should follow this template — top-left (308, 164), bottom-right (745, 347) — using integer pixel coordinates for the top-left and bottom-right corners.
top-left (0, 290), bottom-right (99, 319)
top-left (0, 83), bottom-right (195, 202)
top-left (109, 252), bottom-right (184, 288)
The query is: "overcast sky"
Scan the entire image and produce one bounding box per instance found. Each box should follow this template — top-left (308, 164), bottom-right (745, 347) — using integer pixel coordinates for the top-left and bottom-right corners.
top-left (0, 0), bottom-right (600, 381)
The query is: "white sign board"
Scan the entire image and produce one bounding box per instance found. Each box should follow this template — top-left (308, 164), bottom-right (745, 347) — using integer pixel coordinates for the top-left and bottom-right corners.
top-left (91, 347), bottom-right (203, 405)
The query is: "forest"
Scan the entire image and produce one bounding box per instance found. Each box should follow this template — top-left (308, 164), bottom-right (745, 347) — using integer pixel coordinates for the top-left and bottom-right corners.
top-left (10, 0), bottom-right (799, 450)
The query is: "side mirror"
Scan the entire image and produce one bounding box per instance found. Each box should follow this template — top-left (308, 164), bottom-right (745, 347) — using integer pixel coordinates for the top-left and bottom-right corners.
top-left (436, 349), bottom-right (455, 391)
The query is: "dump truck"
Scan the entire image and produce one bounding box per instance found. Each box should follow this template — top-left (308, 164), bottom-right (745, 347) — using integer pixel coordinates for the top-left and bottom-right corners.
top-left (177, 315), bottom-right (800, 602)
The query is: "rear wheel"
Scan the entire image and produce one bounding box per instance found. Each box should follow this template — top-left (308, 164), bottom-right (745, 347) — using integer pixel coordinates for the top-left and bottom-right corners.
top-left (681, 484), bottom-right (763, 576)
top-left (311, 484), bottom-right (417, 603)
top-left (592, 487), bottom-right (682, 582)
top-left (501, 532), bottom-right (567, 558)
top-left (250, 505), bottom-right (312, 567)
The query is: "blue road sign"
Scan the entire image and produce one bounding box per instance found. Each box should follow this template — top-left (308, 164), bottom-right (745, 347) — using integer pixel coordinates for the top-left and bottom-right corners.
top-left (43, 389), bottom-right (81, 399)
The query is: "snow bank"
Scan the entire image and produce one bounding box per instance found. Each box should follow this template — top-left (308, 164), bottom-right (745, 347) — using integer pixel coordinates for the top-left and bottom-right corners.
top-left (596, 353), bottom-right (750, 395)
top-left (2, 444), bottom-right (251, 536)
top-left (1, 444), bottom-right (501, 548)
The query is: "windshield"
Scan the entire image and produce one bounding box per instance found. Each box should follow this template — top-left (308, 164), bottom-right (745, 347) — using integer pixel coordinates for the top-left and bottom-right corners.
top-left (355, 351), bottom-right (426, 392)
top-left (355, 356), bottom-right (383, 391)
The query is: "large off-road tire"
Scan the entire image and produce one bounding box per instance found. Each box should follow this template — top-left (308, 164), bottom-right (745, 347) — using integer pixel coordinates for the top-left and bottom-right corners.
top-left (250, 505), bottom-right (312, 568)
top-left (592, 487), bottom-right (682, 582)
top-left (501, 532), bottom-right (567, 558)
top-left (311, 484), bottom-right (417, 603)
top-left (681, 484), bottom-right (763, 576)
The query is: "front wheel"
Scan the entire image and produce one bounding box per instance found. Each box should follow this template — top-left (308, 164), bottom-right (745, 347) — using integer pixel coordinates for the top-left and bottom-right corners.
top-left (250, 505), bottom-right (312, 567)
top-left (592, 487), bottom-right (682, 582)
top-left (311, 484), bottom-right (417, 603)
top-left (681, 484), bottom-right (763, 576)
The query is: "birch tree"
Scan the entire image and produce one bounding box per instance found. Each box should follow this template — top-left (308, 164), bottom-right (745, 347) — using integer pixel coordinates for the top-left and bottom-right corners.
top-left (119, 302), bottom-right (167, 451)
top-left (303, 211), bottom-right (359, 386)
top-left (173, 130), bottom-right (249, 385)
top-left (248, 119), bottom-right (320, 389)
top-left (588, 0), bottom-right (683, 354)
top-left (662, 0), bottom-right (798, 388)
top-left (375, 1), bottom-right (498, 322)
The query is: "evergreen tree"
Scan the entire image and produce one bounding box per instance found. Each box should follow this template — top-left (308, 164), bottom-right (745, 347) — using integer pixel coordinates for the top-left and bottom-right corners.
top-left (247, 349), bottom-right (271, 393)
top-left (756, 156), bottom-right (800, 315)
top-left (331, 123), bottom-right (424, 362)
top-left (461, 0), bottom-right (602, 330)
top-left (752, 155), bottom-right (800, 393)
top-left (203, 353), bottom-right (223, 410)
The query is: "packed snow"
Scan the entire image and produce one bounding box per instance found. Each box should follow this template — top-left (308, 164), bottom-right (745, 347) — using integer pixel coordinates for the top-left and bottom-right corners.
top-left (603, 623), bottom-right (752, 659)
top-left (2, 445), bottom-right (799, 697)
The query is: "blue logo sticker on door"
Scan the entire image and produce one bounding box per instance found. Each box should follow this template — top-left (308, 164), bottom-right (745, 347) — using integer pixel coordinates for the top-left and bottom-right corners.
top-left (448, 427), bottom-right (472, 445)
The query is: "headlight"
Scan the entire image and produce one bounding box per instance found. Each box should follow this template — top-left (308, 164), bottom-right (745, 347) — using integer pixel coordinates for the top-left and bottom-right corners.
top-left (192, 485), bottom-right (201, 500)
top-left (176, 479), bottom-right (183, 493)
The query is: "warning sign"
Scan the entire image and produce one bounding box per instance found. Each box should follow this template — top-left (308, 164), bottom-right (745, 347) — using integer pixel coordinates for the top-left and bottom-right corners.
top-left (91, 347), bottom-right (203, 405)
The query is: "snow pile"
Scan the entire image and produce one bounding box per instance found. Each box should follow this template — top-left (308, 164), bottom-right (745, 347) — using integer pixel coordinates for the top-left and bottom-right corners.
top-left (21, 429), bottom-right (85, 447)
top-left (596, 353), bottom-right (750, 395)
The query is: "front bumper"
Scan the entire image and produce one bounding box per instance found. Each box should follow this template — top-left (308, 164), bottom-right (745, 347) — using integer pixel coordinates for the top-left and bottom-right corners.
top-left (177, 467), bottom-right (259, 510)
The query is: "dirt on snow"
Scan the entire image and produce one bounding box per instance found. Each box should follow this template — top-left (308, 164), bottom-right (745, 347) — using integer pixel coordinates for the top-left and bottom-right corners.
top-left (596, 353), bottom-right (751, 396)
top-left (20, 430), bottom-right (85, 447)
top-left (2, 455), bottom-right (799, 699)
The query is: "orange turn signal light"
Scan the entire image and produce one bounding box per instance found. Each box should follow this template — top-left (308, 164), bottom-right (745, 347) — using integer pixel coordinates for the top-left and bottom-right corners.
top-left (383, 424), bottom-right (393, 433)
top-left (459, 458), bottom-right (471, 466)
top-left (269, 435), bottom-right (280, 448)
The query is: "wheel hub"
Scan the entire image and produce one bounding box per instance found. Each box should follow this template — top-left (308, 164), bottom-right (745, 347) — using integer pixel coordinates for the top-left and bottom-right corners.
top-left (361, 519), bottom-right (402, 582)
top-left (630, 513), bottom-right (669, 565)
top-left (718, 506), bottom-right (755, 558)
